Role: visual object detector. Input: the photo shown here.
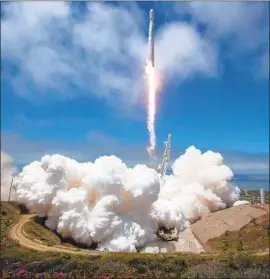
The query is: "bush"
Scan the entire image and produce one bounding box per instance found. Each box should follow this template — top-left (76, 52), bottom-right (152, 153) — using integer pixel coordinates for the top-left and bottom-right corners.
top-left (136, 264), bottom-right (148, 274)
top-left (189, 263), bottom-right (225, 278)
top-left (96, 260), bottom-right (134, 277)
top-left (221, 240), bottom-right (229, 251)
top-left (235, 240), bottom-right (243, 251)
top-left (234, 254), bottom-right (252, 269)
top-left (225, 267), bottom-right (269, 279)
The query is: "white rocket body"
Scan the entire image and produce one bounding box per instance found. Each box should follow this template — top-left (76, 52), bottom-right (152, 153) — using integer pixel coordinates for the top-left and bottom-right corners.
top-left (148, 9), bottom-right (155, 67)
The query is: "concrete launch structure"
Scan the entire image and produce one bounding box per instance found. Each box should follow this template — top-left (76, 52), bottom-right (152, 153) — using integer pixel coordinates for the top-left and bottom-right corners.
top-left (148, 9), bottom-right (155, 67)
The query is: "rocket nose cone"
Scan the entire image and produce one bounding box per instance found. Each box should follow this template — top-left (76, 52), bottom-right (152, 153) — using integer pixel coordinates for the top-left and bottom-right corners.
top-left (150, 9), bottom-right (154, 17)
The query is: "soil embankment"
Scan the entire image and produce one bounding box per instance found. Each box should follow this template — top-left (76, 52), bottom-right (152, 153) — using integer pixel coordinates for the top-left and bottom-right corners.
top-left (9, 214), bottom-right (99, 255)
top-left (190, 204), bottom-right (269, 252)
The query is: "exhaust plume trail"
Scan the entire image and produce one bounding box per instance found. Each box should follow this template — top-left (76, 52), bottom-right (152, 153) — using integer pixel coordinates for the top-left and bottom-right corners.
top-left (146, 9), bottom-right (157, 160)
top-left (146, 62), bottom-right (156, 160)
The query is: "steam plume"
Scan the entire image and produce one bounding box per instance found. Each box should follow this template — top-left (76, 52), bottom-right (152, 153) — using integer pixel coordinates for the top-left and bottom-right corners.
top-left (13, 146), bottom-right (240, 252)
top-left (1, 151), bottom-right (16, 201)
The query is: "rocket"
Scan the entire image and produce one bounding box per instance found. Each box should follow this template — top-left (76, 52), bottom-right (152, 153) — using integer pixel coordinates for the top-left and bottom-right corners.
top-left (147, 9), bottom-right (155, 67)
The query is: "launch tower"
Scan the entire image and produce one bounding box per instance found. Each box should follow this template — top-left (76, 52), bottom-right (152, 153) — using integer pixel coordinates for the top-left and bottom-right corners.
top-left (157, 133), bottom-right (172, 185)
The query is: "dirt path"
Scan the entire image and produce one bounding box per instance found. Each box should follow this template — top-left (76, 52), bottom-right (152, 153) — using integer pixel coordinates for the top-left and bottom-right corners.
top-left (8, 214), bottom-right (269, 256)
top-left (8, 214), bottom-right (99, 255)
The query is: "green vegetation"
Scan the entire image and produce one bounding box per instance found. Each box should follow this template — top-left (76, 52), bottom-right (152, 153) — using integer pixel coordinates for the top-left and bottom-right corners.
top-left (23, 216), bottom-right (61, 246)
top-left (19, 208), bottom-right (87, 249)
top-left (1, 201), bottom-right (21, 250)
top-left (2, 250), bottom-right (269, 278)
top-left (240, 189), bottom-right (269, 203)
top-left (206, 210), bottom-right (269, 252)
top-left (1, 201), bottom-right (269, 278)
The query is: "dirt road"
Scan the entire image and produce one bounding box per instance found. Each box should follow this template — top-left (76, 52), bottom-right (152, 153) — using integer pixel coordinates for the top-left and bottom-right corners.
top-left (8, 214), bottom-right (269, 256)
top-left (8, 214), bottom-right (99, 255)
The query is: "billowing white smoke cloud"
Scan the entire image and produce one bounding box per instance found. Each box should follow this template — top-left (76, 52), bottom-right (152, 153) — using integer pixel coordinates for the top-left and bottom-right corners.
top-left (151, 146), bottom-right (240, 231)
top-left (15, 155), bottom-right (159, 251)
top-left (233, 200), bottom-right (250, 206)
top-left (1, 151), bottom-right (16, 201)
top-left (14, 146), bottom-right (240, 251)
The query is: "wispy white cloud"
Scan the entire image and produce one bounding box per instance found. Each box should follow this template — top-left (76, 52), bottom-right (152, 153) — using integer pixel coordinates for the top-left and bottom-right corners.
top-left (222, 150), bottom-right (269, 175)
top-left (156, 22), bottom-right (217, 81)
top-left (12, 113), bottom-right (52, 129)
top-left (173, 2), bottom-right (269, 77)
top-left (1, 131), bottom-right (149, 167)
top-left (2, 131), bottom-right (268, 179)
top-left (1, 2), bottom-right (217, 109)
top-left (256, 50), bottom-right (269, 79)
top-left (176, 2), bottom-right (268, 51)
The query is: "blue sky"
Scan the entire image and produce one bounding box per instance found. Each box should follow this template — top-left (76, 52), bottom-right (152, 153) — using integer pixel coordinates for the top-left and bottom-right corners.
top-left (1, 2), bottom-right (269, 189)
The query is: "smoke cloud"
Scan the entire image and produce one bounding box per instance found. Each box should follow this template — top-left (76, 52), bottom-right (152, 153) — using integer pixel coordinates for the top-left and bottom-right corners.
top-left (14, 146), bottom-right (240, 252)
top-left (152, 146), bottom-right (240, 231)
top-left (1, 151), bottom-right (16, 201)
top-left (233, 200), bottom-right (250, 206)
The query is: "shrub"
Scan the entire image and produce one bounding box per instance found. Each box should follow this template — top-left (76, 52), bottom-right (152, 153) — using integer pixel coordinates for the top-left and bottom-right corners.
top-left (235, 240), bottom-right (243, 251)
top-left (234, 254), bottom-right (252, 269)
top-left (96, 260), bottom-right (134, 277)
top-left (225, 267), bottom-right (269, 279)
top-left (136, 264), bottom-right (148, 274)
top-left (189, 263), bottom-right (225, 278)
top-left (180, 271), bottom-right (198, 279)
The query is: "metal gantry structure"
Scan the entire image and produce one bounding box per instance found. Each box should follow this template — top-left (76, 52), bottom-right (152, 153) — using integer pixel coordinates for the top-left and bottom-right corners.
top-left (158, 133), bottom-right (171, 183)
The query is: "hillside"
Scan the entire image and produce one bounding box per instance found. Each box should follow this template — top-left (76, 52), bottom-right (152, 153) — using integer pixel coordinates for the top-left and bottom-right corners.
top-left (1, 201), bottom-right (269, 278)
top-left (191, 204), bottom-right (269, 253)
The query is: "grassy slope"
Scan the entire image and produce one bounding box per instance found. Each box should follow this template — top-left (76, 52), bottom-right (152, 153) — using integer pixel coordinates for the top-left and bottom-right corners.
top-left (23, 216), bottom-right (82, 248)
top-left (1, 201), bottom-right (269, 278)
top-left (23, 216), bottom-right (61, 246)
top-left (205, 208), bottom-right (269, 252)
top-left (1, 201), bottom-right (21, 249)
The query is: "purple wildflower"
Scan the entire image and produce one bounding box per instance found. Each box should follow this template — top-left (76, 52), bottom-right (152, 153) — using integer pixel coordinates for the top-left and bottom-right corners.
top-left (16, 269), bottom-right (27, 275)
top-left (56, 272), bottom-right (66, 277)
